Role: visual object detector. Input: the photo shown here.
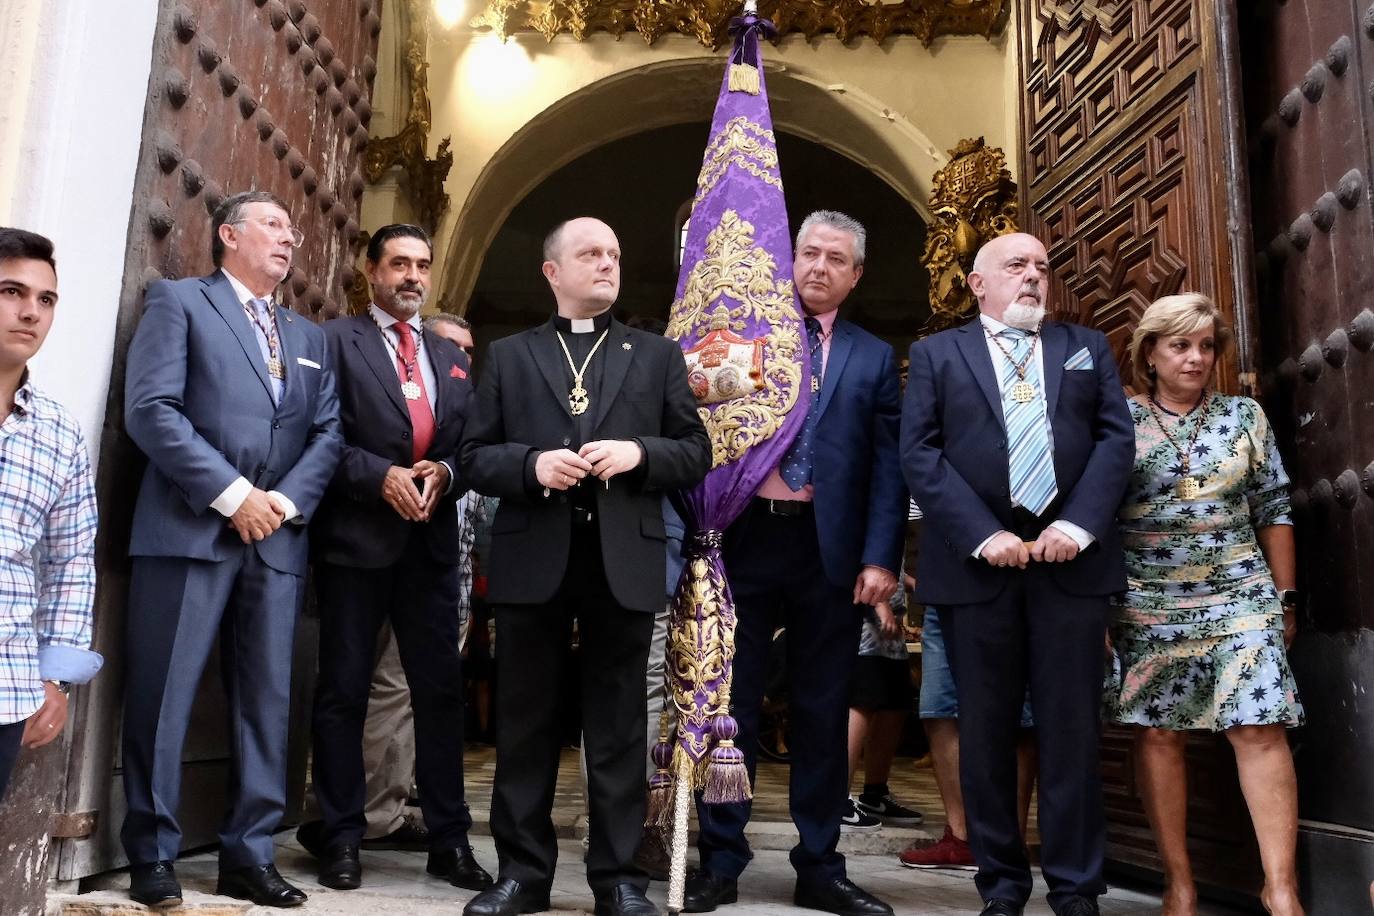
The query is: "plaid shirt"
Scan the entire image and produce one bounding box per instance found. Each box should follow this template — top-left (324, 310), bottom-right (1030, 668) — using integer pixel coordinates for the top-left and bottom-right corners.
top-left (0, 378), bottom-right (101, 724)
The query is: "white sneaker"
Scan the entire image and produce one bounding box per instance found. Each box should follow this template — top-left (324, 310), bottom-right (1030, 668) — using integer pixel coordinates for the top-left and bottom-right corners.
top-left (840, 796), bottom-right (882, 832)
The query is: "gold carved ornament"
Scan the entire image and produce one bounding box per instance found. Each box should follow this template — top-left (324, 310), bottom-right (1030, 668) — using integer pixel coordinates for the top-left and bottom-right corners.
top-left (470, 0), bottom-right (1007, 50)
top-left (919, 137), bottom-right (1020, 336)
top-left (362, 0), bottom-right (454, 236)
top-left (667, 208), bottom-right (803, 469)
top-left (665, 554), bottom-right (736, 765)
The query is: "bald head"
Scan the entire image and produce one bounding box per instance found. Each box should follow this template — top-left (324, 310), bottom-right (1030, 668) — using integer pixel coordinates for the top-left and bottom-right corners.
top-left (968, 232), bottom-right (1050, 328)
top-left (541, 217), bottom-right (622, 319)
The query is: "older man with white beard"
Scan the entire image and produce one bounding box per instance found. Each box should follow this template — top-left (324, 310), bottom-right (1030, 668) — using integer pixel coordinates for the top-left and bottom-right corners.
top-left (900, 233), bottom-right (1134, 916)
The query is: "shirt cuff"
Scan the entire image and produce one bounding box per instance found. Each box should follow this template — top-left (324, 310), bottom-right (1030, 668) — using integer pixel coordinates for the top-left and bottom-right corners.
top-left (38, 645), bottom-right (104, 684)
top-left (439, 461), bottom-right (456, 495)
top-left (972, 532), bottom-right (1001, 559)
top-left (1049, 519), bottom-right (1095, 549)
top-left (268, 490), bottom-right (301, 524)
top-left (211, 476), bottom-right (252, 517)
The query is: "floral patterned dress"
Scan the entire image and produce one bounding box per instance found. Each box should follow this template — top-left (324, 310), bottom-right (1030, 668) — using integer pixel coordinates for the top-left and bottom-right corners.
top-left (1107, 393), bottom-right (1304, 732)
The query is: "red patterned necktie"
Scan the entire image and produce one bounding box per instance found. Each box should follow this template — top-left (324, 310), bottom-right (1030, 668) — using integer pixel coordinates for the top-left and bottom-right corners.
top-left (392, 322), bottom-right (435, 463)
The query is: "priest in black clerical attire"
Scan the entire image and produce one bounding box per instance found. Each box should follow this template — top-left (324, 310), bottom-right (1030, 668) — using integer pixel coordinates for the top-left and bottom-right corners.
top-left (459, 217), bottom-right (711, 916)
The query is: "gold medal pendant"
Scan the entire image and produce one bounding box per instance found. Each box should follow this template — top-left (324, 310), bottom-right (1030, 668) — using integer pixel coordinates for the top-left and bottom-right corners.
top-left (267, 357), bottom-right (285, 380)
top-left (401, 380), bottom-right (422, 400)
top-left (1177, 476), bottom-right (1200, 500)
top-left (569, 386), bottom-right (590, 416)
top-left (1011, 381), bottom-right (1036, 403)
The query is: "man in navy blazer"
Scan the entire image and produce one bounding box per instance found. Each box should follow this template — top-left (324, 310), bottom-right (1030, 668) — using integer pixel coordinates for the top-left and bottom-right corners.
top-left (121, 191), bottom-right (342, 909)
top-left (686, 212), bottom-right (905, 916)
top-left (305, 224), bottom-right (492, 894)
top-left (901, 233), bottom-right (1134, 916)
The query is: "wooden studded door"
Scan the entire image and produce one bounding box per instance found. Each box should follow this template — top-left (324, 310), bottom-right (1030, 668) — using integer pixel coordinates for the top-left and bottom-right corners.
top-left (1016, 0), bottom-right (1265, 899)
top-left (1240, 3), bottom-right (1374, 911)
top-left (52, 0), bottom-right (381, 883)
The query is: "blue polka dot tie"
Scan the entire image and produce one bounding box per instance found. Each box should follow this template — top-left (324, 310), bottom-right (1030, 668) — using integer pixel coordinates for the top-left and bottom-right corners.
top-left (780, 317), bottom-right (822, 491)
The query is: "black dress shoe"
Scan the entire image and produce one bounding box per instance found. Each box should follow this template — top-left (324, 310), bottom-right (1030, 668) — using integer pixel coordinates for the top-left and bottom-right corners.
top-left (980, 901), bottom-right (1024, 916)
top-left (216, 863), bottom-right (308, 907)
top-left (319, 843), bottom-right (362, 890)
top-left (682, 870), bottom-right (737, 913)
top-left (129, 861), bottom-right (182, 908)
top-left (1055, 897), bottom-right (1100, 916)
top-left (295, 819), bottom-right (326, 859)
top-left (361, 818), bottom-right (431, 851)
top-left (462, 877), bottom-right (552, 916)
top-left (794, 876), bottom-right (894, 916)
top-left (428, 844), bottom-right (494, 890)
top-left (594, 882), bottom-right (661, 916)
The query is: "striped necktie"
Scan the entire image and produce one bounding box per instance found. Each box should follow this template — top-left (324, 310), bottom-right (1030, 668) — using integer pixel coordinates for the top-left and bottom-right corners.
top-left (998, 328), bottom-right (1057, 516)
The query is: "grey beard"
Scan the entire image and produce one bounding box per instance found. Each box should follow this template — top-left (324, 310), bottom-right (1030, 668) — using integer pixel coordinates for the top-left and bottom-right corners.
top-left (1003, 302), bottom-right (1045, 330)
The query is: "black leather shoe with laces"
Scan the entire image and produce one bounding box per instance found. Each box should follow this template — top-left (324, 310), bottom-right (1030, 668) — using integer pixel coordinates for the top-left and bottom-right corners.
top-left (682, 871), bottom-right (738, 913)
top-left (129, 861), bottom-right (182, 908)
top-left (428, 844), bottom-right (494, 890)
top-left (793, 876), bottom-right (894, 916)
top-left (216, 863), bottom-right (307, 907)
top-left (318, 843), bottom-right (361, 890)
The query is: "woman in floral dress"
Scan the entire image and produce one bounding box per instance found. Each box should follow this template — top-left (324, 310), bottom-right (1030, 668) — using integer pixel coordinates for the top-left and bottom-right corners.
top-left (1109, 294), bottom-right (1304, 916)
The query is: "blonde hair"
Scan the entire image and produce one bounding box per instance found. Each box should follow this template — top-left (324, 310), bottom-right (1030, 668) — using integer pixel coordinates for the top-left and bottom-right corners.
top-left (1128, 293), bottom-right (1233, 391)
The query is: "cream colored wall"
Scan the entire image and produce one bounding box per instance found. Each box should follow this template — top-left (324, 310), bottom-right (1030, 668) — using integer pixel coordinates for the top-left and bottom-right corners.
top-left (414, 21), bottom-right (1016, 311)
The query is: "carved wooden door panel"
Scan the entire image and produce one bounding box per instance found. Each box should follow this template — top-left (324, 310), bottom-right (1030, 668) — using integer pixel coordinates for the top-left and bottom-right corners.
top-left (54, 0), bottom-right (380, 880)
top-left (1016, 0), bottom-right (1263, 898)
top-left (1240, 4), bottom-right (1374, 911)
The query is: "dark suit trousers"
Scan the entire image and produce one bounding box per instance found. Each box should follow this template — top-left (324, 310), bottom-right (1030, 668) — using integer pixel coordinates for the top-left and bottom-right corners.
top-left (695, 501), bottom-right (862, 881)
top-left (0, 719), bottom-right (22, 801)
top-left (121, 550), bottom-right (302, 868)
top-left (939, 566), bottom-right (1109, 909)
top-left (490, 527), bottom-right (654, 895)
top-left (312, 529), bottom-right (471, 850)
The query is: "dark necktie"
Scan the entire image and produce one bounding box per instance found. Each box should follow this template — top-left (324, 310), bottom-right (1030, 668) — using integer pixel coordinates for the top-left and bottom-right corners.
top-left (393, 322), bottom-right (435, 463)
top-left (779, 317), bottom-right (823, 491)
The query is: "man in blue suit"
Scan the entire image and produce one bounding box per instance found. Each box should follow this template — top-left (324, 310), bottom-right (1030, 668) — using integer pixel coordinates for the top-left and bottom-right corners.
top-left (120, 190), bottom-right (343, 909)
top-left (686, 211), bottom-right (905, 916)
top-left (901, 233), bottom-right (1134, 916)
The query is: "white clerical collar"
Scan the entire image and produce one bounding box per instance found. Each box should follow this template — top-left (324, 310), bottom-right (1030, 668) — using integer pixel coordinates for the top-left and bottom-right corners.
top-left (570, 317), bottom-right (596, 333)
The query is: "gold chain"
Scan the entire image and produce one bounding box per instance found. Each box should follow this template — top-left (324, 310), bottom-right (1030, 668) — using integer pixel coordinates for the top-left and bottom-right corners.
top-left (555, 328), bottom-right (610, 416)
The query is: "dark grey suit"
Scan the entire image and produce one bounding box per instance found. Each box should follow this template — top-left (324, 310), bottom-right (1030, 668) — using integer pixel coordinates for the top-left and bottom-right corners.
top-left (120, 270), bottom-right (342, 868)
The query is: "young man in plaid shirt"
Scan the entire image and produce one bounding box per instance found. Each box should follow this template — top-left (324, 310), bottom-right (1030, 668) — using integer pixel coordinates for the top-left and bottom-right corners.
top-left (0, 227), bottom-right (100, 799)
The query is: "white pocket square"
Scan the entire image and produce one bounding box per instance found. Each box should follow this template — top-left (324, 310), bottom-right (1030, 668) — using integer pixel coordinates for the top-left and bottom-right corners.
top-left (296, 357), bottom-right (321, 369)
top-left (1064, 347), bottom-right (1093, 371)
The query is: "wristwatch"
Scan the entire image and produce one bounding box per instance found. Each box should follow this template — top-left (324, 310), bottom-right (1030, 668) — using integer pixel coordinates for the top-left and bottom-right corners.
top-left (43, 679), bottom-right (71, 696)
top-left (1278, 589), bottom-right (1300, 608)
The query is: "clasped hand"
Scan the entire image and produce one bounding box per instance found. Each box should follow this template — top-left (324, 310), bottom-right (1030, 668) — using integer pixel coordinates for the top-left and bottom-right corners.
top-left (229, 487), bottom-right (286, 544)
top-left (981, 527), bottom-right (1080, 568)
top-left (382, 461), bottom-right (449, 521)
top-left (536, 441), bottom-right (642, 491)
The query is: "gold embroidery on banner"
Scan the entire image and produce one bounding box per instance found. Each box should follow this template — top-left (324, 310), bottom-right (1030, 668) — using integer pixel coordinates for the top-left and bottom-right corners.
top-left (667, 555), bottom-right (731, 764)
top-left (668, 209), bottom-right (802, 468)
top-left (693, 118), bottom-right (783, 206)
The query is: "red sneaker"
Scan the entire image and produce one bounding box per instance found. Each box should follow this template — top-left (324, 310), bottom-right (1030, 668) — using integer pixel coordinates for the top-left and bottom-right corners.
top-left (898, 825), bottom-right (978, 870)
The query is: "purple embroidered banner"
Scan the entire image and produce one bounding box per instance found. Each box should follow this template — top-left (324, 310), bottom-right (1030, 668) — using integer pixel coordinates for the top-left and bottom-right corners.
top-left (654, 11), bottom-right (808, 814)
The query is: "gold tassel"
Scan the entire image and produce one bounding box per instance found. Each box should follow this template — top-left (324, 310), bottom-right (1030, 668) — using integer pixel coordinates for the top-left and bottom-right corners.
top-left (701, 738), bottom-right (753, 804)
top-left (728, 63), bottom-right (760, 95)
top-left (644, 711), bottom-right (676, 829)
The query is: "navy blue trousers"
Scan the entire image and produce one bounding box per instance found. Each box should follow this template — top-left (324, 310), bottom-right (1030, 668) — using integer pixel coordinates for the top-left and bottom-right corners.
top-left (121, 550), bottom-right (302, 868)
top-left (939, 565), bottom-right (1109, 910)
top-left (695, 501), bottom-right (862, 882)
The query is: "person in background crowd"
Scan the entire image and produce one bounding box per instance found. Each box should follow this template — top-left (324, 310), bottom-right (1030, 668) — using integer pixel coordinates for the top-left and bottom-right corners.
top-left (0, 228), bottom-right (100, 802)
top-left (1108, 294), bottom-right (1304, 916)
top-left (120, 190), bottom-right (343, 909)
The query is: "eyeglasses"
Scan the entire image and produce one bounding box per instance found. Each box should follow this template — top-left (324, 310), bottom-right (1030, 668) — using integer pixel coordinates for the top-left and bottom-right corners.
top-left (234, 216), bottom-right (304, 248)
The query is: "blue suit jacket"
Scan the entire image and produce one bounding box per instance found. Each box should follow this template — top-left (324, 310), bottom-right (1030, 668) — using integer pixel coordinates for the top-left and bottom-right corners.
top-left (808, 318), bottom-right (906, 589)
top-left (901, 318), bottom-right (1134, 604)
top-left (124, 271), bottom-right (343, 575)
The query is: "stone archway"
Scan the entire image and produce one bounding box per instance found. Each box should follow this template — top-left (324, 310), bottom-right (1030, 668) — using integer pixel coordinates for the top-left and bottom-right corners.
top-left (435, 56), bottom-right (948, 312)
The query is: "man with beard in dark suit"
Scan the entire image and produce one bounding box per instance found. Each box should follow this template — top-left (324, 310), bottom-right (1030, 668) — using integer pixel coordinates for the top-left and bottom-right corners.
top-left (460, 217), bottom-right (711, 916)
